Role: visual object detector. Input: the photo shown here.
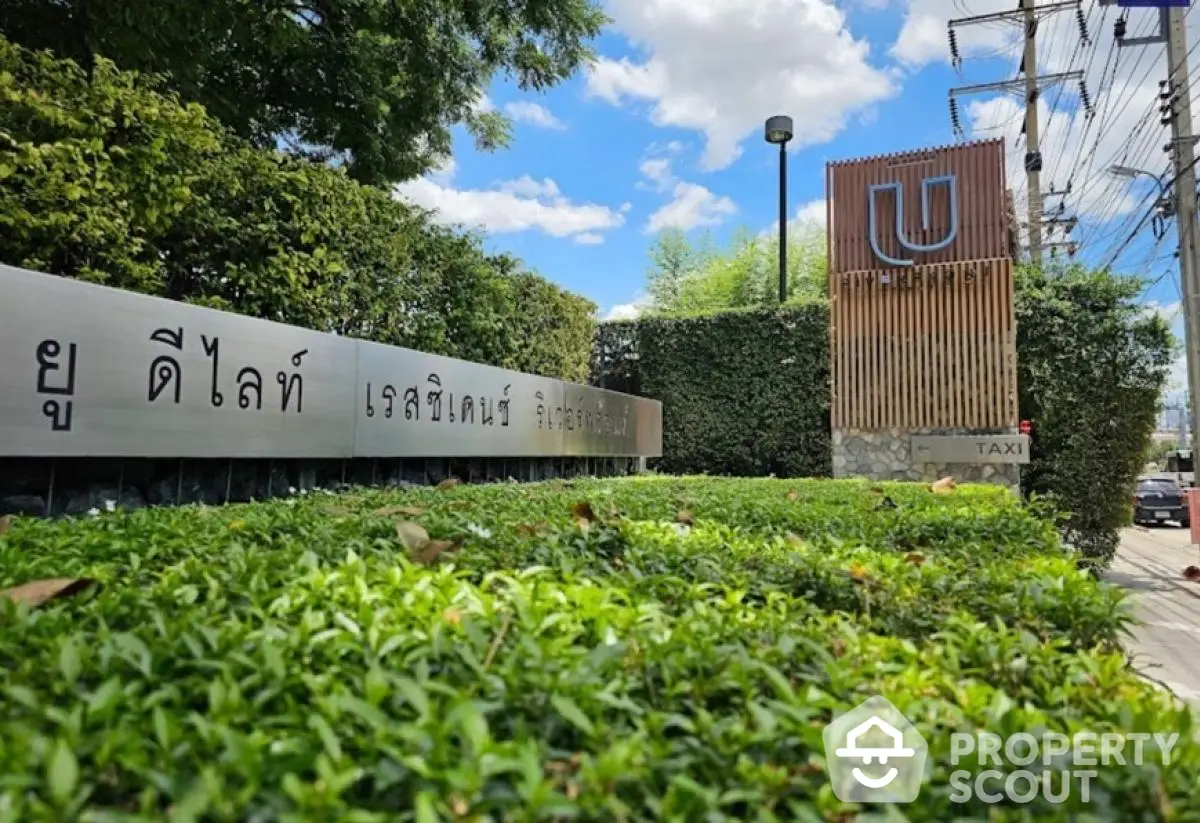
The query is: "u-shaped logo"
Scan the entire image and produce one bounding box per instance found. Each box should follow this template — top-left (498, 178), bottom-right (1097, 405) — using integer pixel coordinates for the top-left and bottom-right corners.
top-left (867, 174), bottom-right (958, 267)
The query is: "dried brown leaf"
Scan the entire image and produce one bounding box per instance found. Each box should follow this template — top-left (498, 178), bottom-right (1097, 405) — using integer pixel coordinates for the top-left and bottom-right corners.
top-left (786, 490), bottom-right (799, 502)
top-left (436, 477), bottom-right (460, 491)
top-left (848, 563), bottom-right (870, 583)
top-left (417, 539), bottom-right (460, 565)
top-left (374, 505), bottom-right (427, 517)
top-left (442, 608), bottom-right (463, 625)
top-left (0, 515), bottom-right (11, 536)
top-left (395, 521), bottom-right (431, 551)
top-left (1, 578), bottom-right (98, 608)
top-left (785, 532), bottom-right (805, 547)
top-left (516, 523), bottom-right (551, 538)
top-left (450, 796), bottom-right (469, 816)
top-left (904, 553), bottom-right (926, 566)
top-left (676, 510), bottom-right (695, 526)
top-left (571, 500), bottom-right (599, 523)
top-left (930, 476), bottom-right (957, 495)
top-left (446, 500), bottom-right (472, 510)
top-left (832, 637), bottom-right (846, 658)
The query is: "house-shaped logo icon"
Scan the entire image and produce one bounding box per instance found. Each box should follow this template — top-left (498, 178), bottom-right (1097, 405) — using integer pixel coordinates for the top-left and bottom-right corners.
top-left (822, 695), bottom-right (928, 803)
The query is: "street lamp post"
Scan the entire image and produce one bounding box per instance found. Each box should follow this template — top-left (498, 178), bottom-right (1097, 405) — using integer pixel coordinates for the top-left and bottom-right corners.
top-left (1109, 164), bottom-right (1175, 217)
top-left (765, 115), bottom-right (794, 304)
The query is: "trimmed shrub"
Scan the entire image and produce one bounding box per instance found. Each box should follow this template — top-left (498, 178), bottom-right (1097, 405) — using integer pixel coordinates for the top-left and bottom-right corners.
top-left (1015, 264), bottom-right (1174, 568)
top-left (593, 305), bottom-right (831, 476)
top-left (0, 477), bottom-right (1194, 819)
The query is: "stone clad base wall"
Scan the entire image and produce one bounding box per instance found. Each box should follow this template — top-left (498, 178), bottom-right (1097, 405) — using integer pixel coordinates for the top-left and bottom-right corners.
top-left (832, 427), bottom-right (1021, 492)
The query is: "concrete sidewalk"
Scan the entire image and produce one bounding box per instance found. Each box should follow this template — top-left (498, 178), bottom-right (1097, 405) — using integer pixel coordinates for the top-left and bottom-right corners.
top-left (1110, 526), bottom-right (1200, 704)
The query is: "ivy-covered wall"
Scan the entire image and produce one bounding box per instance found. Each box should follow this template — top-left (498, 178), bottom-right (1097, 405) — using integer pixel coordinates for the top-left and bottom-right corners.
top-left (593, 305), bottom-right (831, 477)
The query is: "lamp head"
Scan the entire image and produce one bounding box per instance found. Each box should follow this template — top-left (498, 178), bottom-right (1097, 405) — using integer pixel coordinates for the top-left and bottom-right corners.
top-left (1108, 165), bottom-right (1141, 179)
top-left (765, 115), bottom-right (794, 145)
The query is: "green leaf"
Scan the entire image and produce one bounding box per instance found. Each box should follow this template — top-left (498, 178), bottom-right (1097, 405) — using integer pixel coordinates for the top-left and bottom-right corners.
top-left (58, 639), bottom-right (81, 684)
top-left (46, 740), bottom-right (78, 803)
top-left (415, 792), bottom-right (438, 823)
top-left (308, 714), bottom-right (343, 761)
top-left (550, 694), bottom-right (594, 736)
top-left (394, 677), bottom-right (430, 718)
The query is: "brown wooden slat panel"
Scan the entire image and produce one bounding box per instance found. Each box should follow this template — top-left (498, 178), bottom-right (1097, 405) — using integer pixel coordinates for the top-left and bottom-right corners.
top-left (827, 139), bottom-right (1008, 275)
top-left (829, 258), bottom-right (1016, 430)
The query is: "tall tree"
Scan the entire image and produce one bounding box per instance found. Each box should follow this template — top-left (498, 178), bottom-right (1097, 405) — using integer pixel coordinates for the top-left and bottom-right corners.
top-left (0, 0), bottom-right (606, 185)
top-left (643, 223), bottom-right (828, 315)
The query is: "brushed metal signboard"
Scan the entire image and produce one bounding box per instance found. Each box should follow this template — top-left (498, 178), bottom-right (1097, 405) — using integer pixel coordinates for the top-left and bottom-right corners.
top-left (0, 264), bottom-right (663, 459)
top-left (910, 434), bottom-right (1030, 465)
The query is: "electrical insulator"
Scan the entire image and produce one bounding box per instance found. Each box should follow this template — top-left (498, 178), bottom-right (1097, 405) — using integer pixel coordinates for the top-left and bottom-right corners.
top-left (1114, 15), bottom-right (1127, 40)
top-left (1077, 7), bottom-right (1089, 44)
top-left (949, 96), bottom-right (962, 137)
top-left (949, 28), bottom-right (961, 69)
top-left (1079, 80), bottom-right (1093, 117)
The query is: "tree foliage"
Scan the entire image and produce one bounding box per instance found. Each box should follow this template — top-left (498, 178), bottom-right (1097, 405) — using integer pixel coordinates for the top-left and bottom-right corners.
top-left (1016, 263), bottom-right (1175, 568)
top-left (644, 224), bottom-right (827, 315)
top-left (0, 35), bottom-right (596, 380)
top-left (0, 0), bottom-right (606, 185)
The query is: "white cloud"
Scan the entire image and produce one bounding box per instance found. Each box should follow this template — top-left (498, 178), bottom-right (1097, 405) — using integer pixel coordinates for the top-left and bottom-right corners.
top-left (603, 293), bottom-right (653, 321)
top-left (503, 100), bottom-right (566, 130)
top-left (892, 0), bottom-right (1017, 67)
top-left (637, 151), bottom-right (736, 233)
top-left (574, 232), bottom-right (605, 245)
top-left (585, 0), bottom-right (897, 170)
top-left (794, 198), bottom-right (827, 229)
top-left (758, 199), bottom-right (829, 241)
top-left (394, 167), bottom-right (625, 241)
top-left (646, 182), bottom-right (738, 233)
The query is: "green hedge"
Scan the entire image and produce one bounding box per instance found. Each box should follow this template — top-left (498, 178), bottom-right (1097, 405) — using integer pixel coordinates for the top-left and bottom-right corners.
top-left (0, 37), bottom-right (595, 381)
top-left (1, 477), bottom-right (1194, 819)
top-left (1015, 264), bottom-right (1174, 568)
top-left (593, 305), bottom-right (831, 476)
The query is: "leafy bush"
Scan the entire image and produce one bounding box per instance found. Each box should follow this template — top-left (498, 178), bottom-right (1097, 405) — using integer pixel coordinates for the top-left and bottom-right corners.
top-left (1016, 264), bottom-right (1175, 569)
top-left (1, 477), bottom-right (1195, 820)
top-left (593, 306), bottom-right (831, 476)
top-left (0, 36), bottom-right (596, 381)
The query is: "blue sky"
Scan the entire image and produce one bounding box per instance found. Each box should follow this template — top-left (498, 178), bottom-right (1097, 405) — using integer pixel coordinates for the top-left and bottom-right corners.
top-left (393, 0), bottom-right (1192, 393)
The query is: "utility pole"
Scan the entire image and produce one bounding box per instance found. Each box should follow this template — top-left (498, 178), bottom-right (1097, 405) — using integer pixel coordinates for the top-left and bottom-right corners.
top-left (1104, 0), bottom-right (1200, 480)
top-left (1022, 0), bottom-right (1045, 262)
top-left (1165, 6), bottom-right (1200, 476)
top-left (948, 0), bottom-right (1090, 264)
